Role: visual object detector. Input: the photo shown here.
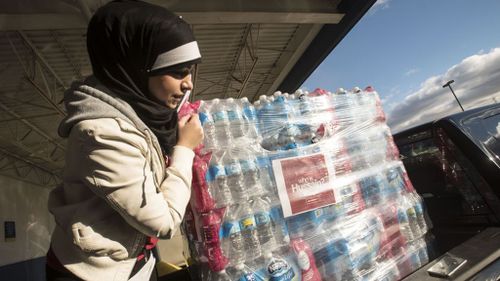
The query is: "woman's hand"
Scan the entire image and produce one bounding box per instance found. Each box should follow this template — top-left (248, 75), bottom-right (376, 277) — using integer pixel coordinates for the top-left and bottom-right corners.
top-left (177, 114), bottom-right (204, 150)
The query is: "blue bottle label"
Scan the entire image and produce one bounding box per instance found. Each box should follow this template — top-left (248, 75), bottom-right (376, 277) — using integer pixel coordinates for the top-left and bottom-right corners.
top-left (281, 224), bottom-right (289, 237)
top-left (199, 112), bottom-right (209, 125)
top-left (205, 169), bottom-right (214, 182)
top-left (255, 211), bottom-right (271, 225)
top-left (414, 201), bottom-right (424, 215)
top-left (410, 251), bottom-right (420, 267)
top-left (221, 221), bottom-right (241, 238)
top-left (239, 273), bottom-right (259, 281)
top-left (269, 207), bottom-right (289, 237)
top-left (386, 169), bottom-right (398, 182)
top-left (315, 241), bottom-right (343, 263)
top-left (284, 142), bottom-right (298, 150)
top-left (256, 156), bottom-right (270, 168)
top-left (418, 247), bottom-right (428, 261)
top-left (240, 159), bottom-right (257, 172)
top-left (269, 206), bottom-right (283, 222)
top-left (267, 258), bottom-right (295, 281)
top-left (209, 165), bottom-right (225, 179)
top-left (243, 107), bottom-right (256, 120)
top-left (398, 209), bottom-right (409, 223)
top-left (225, 162), bottom-right (241, 176)
top-left (212, 111), bottom-right (227, 122)
top-left (227, 110), bottom-right (242, 121)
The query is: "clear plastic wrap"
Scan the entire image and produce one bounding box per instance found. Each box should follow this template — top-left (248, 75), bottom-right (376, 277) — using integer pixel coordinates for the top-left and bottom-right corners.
top-left (182, 87), bottom-right (433, 281)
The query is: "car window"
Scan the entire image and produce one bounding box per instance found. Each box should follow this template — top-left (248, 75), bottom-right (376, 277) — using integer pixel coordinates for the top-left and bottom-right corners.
top-left (397, 130), bottom-right (492, 220)
top-left (481, 113), bottom-right (500, 158)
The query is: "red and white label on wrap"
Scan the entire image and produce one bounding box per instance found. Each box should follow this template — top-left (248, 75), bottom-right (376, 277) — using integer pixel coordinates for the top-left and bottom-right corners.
top-left (272, 153), bottom-right (337, 217)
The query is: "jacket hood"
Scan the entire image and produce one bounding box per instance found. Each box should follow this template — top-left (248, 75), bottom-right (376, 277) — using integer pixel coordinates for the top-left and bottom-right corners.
top-left (58, 76), bottom-right (148, 138)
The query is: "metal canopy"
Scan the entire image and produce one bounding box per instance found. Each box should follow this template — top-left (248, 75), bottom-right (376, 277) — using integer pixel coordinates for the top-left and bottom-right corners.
top-left (0, 0), bottom-right (375, 186)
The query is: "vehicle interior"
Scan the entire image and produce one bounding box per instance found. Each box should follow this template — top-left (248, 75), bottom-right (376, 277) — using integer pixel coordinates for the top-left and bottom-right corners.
top-left (394, 109), bottom-right (500, 280)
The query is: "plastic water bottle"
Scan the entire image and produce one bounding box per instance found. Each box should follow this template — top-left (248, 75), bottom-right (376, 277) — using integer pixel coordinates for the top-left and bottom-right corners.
top-left (360, 174), bottom-right (383, 208)
top-left (253, 198), bottom-right (275, 250)
top-left (239, 148), bottom-right (264, 195)
top-left (336, 88), bottom-right (347, 95)
top-left (207, 157), bottom-right (233, 207)
top-left (298, 91), bottom-right (313, 118)
top-left (321, 203), bottom-right (345, 222)
top-left (264, 252), bottom-right (297, 281)
top-left (253, 100), bottom-right (261, 111)
top-left (212, 98), bottom-right (228, 124)
top-left (375, 172), bottom-right (394, 203)
top-left (226, 98), bottom-right (245, 138)
top-left (408, 244), bottom-right (422, 271)
top-left (269, 201), bottom-right (290, 247)
top-left (211, 98), bottom-right (232, 147)
top-left (310, 228), bottom-right (347, 280)
top-left (409, 193), bottom-right (428, 235)
top-left (385, 167), bottom-right (406, 196)
top-left (233, 264), bottom-right (258, 281)
top-left (273, 92), bottom-right (288, 126)
top-left (291, 238), bottom-right (322, 281)
top-left (408, 205), bottom-right (422, 239)
top-left (224, 156), bottom-right (246, 200)
top-left (241, 97), bottom-right (257, 119)
top-left (199, 105), bottom-right (217, 149)
top-left (257, 95), bottom-right (269, 131)
top-left (257, 95), bottom-right (275, 139)
top-left (239, 203), bottom-right (262, 260)
top-left (372, 260), bottom-right (400, 281)
top-left (208, 269), bottom-right (232, 281)
top-left (416, 239), bottom-right (429, 266)
top-left (352, 87), bottom-right (362, 94)
top-left (402, 194), bottom-right (422, 239)
top-left (336, 183), bottom-right (361, 216)
top-left (241, 97), bottom-right (259, 138)
top-left (395, 246), bottom-right (413, 277)
top-left (397, 205), bottom-right (414, 242)
top-left (255, 150), bottom-right (275, 195)
top-left (345, 237), bottom-right (370, 272)
top-left (287, 208), bottom-right (326, 239)
top-left (221, 205), bottom-right (245, 266)
top-left (286, 93), bottom-right (299, 118)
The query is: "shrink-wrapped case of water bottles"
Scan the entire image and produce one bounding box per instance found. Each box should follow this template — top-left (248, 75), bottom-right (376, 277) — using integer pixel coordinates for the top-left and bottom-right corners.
top-left (180, 87), bottom-right (433, 281)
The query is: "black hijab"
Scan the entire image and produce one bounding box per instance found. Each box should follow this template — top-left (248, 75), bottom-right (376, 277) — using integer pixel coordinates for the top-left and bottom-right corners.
top-left (86, 0), bottom-right (201, 155)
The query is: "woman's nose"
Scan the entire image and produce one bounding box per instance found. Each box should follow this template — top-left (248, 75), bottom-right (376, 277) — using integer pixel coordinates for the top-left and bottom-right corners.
top-left (181, 75), bottom-right (193, 92)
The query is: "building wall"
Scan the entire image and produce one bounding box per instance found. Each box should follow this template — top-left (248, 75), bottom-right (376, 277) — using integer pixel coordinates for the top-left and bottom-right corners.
top-left (0, 175), bottom-right (54, 267)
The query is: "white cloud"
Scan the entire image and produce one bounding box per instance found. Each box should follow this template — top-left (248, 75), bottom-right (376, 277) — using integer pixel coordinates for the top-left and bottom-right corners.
top-left (387, 47), bottom-right (500, 133)
top-left (381, 85), bottom-right (400, 105)
top-left (370, 0), bottom-right (391, 14)
top-left (373, 0), bottom-right (391, 9)
top-left (405, 68), bottom-right (419, 76)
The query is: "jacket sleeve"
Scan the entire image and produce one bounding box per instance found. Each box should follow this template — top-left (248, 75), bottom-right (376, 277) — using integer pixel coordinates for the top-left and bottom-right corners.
top-left (72, 118), bottom-right (194, 239)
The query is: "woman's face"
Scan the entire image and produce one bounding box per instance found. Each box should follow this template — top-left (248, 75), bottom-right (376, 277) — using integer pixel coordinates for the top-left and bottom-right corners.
top-left (148, 66), bottom-right (194, 109)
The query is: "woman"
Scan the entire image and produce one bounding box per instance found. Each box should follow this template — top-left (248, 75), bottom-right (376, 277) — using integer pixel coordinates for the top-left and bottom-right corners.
top-left (46, 1), bottom-right (203, 280)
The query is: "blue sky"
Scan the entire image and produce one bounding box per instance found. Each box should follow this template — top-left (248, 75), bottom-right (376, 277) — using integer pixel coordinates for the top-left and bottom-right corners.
top-left (302, 0), bottom-right (500, 133)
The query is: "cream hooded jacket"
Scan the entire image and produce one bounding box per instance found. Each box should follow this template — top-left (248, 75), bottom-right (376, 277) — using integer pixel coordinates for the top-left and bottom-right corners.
top-left (48, 77), bottom-right (194, 281)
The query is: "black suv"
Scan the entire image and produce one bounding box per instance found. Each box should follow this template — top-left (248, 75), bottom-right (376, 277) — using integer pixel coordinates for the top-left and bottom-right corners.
top-left (393, 103), bottom-right (500, 280)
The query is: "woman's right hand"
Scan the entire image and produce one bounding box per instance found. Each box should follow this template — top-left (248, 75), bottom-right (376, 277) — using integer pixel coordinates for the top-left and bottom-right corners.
top-left (177, 114), bottom-right (204, 150)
